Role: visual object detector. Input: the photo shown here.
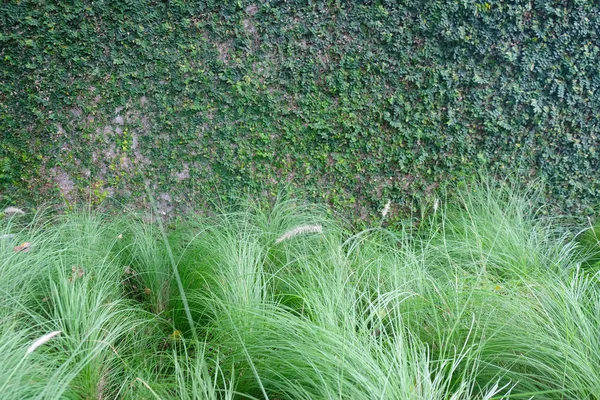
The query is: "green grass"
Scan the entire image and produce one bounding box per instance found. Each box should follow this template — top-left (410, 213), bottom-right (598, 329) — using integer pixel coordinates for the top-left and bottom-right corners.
top-left (0, 179), bottom-right (598, 399)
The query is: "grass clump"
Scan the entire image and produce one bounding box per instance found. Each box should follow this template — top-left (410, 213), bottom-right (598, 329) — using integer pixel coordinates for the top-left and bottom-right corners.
top-left (0, 179), bottom-right (598, 398)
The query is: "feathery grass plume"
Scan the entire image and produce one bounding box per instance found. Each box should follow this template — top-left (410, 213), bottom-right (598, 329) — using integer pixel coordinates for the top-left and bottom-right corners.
top-left (275, 224), bottom-right (323, 244)
top-left (381, 200), bottom-right (391, 218)
top-left (27, 331), bottom-right (61, 354)
top-left (3, 207), bottom-right (25, 217)
top-left (378, 200), bottom-right (392, 227)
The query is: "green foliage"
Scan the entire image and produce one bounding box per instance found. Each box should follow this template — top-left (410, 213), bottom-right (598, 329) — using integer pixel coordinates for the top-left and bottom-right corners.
top-left (577, 220), bottom-right (600, 270)
top-left (2, 180), bottom-right (600, 398)
top-left (1, 1), bottom-right (599, 219)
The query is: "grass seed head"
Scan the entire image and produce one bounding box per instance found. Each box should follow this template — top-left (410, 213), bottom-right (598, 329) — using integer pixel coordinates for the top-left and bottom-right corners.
top-left (3, 207), bottom-right (25, 216)
top-left (27, 331), bottom-right (62, 354)
top-left (275, 224), bottom-right (323, 244)
top-left (381, 200), bottom-right (391, 218)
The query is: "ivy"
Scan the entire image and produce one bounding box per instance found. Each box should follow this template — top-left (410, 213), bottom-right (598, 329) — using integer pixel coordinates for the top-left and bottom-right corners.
top-left (1, 1), bottom-right (598, 221)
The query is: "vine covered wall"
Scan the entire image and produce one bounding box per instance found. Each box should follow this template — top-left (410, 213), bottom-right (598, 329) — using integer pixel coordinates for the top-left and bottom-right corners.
top-left (1, 0), bottom-right (598, 219)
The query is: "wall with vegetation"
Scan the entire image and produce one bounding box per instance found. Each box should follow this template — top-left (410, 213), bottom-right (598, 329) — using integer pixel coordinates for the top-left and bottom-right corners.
top-left (1, 0), bottom-right (598, 219)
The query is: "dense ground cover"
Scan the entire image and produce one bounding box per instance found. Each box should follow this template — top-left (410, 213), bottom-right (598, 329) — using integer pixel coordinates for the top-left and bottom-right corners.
top-left (2, 1), bottom-right (599, 219)
top-left (1, 179), bottom-right (599, 399)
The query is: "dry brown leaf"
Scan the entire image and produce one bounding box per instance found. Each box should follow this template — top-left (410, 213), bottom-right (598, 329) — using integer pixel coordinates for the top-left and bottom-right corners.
top-left (69, 266), bottom-right (85, 282)
top-left (13, 242), bottom-right (31, 253)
